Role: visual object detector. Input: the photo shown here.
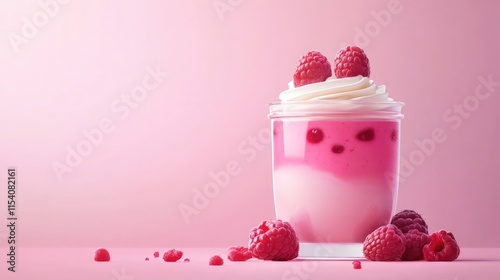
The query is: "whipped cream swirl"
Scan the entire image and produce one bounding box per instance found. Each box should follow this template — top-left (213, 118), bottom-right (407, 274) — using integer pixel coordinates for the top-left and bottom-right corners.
top-left (279, 75), bottom-right (392, 102)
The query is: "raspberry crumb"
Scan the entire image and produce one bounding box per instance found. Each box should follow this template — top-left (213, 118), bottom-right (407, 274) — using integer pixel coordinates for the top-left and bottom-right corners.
top-left (209, 255), bottom-right (224, 266)
top-left (94, 248), bottom-right (110, 262)
top-left (163, 249), bottom-right (183, 262)
top-left (153, 251), bottom-right (159, 258)
top-left (352, 260), bottom-right (362, 269)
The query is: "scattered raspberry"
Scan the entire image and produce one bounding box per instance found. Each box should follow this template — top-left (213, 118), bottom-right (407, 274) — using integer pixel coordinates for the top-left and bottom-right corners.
top-left (391, 210), bottom-right (428, 234)
top-left (249, 219), bottom-right (299, 261)
top-left (356, 128), bottom-right (374, 142)
top-left (307, 128), bottom-right (324, 143)
top-left (334, 46), bottom-right (370, 78)
top-left (402, 229), bottom-right (430, 261)
top-left (293, 51), bottom-right (332, 87)
top-left (145, 257), bottom-right (149, 261)
top-left (331, 144), bottom-right (345, 154)
top-left (184, 258), bottom-right (190, 263)
top-left (94, 248), bottom-right (110, 262)
top-left (153, 251), bottom-right (159, 258)
top-left (363, 224), bottom-right (405, 261)
top-left (423, 230), bottom-right (460, 261)
top-left (352, 260), bottom-right (362, 269)
top-left (209, 255), bottom-right (224, 266)
top-left (163, 249), bottom-right (183, 262)
top-left (227, 246), bottom-right (253, 261)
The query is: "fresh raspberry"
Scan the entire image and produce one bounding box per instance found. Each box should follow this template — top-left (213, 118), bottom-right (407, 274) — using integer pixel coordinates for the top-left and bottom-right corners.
top-left (94, 248), bottom-right (110, 262)
top-left (334, 46), bottom-right (370, 78)
top-left (227, 246), bottom-right (252, 261)
top-left (209, 255), bottom-right (224, 266)
top-left (363, 224), bottom-right (405, 261)
top-left (352, 260), bottom-right (362, 269)
top-left (391, 210), bottom-right (428, 234)
top-left (356, 128), bottom-right (375, 142)
top-left (423, 230), bottom-right (460, 261)
top-left (249, 219), bottom-right (299, 261)
top-left (163, 249), bottom-right (183, 262)
top-left (402, 229), bottom-right (430, 261)
top-left (293, 51), bottom-right (332, 87)
top-left (307, 128), bottom-right (324, 143)
top-left (153, 251), bottom-right (159, 258)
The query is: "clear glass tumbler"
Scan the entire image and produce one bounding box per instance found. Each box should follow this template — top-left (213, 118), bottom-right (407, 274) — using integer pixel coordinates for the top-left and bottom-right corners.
top-left (269, 100), bottom-right (404, 259)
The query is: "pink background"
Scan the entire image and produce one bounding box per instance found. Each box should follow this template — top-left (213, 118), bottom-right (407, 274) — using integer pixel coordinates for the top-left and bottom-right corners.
top-left (0, 0), bottom-right (499, 251)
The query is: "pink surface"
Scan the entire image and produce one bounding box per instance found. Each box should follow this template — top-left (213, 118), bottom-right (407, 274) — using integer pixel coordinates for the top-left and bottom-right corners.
top-left (2, 247), bottom-right (500, 280)
top-left (0, 0), bottom-right (499, 259)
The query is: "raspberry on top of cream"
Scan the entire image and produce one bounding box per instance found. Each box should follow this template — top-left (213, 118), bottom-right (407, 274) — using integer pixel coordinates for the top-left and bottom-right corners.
top-left (270, 47), bottom-right (403, 117)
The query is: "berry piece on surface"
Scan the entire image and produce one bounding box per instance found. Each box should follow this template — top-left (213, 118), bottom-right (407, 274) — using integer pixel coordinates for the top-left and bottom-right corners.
top-left (402, 229), bottom-right (430, 261)
top-left (423, 230), bottom-right (460, 261)
top-left (334, 46), bottom-right (370, 78)
top-left (293, 51), bottom-right (332, 87)
top-left (249, 219), bottom-right (299, 261)
top-left (94, 248), bottom-right (110, 262)
top-left (352, 260), bottom-right (362, 269)
top-left (391, 210), bottom-right (428, 234)
top-left (227, 246), bottom-right (253, 261)
top-left (209, 255), bottom-right (224, 266)
top-left (163, 249), bottom-right (183, 262)
top-left (153, 251), bottom-right (159, 258)
top-left (363, 224), bottom-right (405, 261)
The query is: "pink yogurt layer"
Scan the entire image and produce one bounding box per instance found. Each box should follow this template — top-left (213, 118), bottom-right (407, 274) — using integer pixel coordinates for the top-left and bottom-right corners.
top-left (272, 119), bottom-right (400, 243)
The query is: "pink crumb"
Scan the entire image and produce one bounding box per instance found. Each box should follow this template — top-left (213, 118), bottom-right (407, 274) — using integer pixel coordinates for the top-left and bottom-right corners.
top-left (184, 258), bottom-right (190, 262)
top-left (209, 255), bottom-right (224, 266)
top-left (94, 248), bottom-right (110, 262)
top-left (352, 260), bottom-right (362, 269)
top-left (145, 257), bottom-right (149, 261)
top-left (153, 251), bottom-right (159, 258)
top-left (163, 249), bottom-right (183, 262)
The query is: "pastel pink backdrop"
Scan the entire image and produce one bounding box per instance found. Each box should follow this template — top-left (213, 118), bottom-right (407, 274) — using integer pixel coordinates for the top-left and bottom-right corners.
top-left (0, 0), bottom-right (498, 249)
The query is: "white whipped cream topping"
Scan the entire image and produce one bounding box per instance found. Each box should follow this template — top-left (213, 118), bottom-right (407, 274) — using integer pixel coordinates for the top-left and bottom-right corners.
top-left (279, 75), bottom-right (392, 102)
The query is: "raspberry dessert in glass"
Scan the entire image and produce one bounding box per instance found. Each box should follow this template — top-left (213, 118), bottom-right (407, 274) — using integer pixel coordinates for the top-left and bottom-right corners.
top-left (268, 47), bottom-right (404, 258)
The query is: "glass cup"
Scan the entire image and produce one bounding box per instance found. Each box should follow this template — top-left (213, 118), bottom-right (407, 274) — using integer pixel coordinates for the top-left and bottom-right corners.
top-left (268, 100), bottom-right (404, 259)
